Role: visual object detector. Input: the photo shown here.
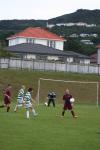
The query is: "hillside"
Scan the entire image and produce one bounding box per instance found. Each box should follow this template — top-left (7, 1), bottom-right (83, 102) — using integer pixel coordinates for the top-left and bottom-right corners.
top-left (0, 9), bottom-right (100, 31)
top-left (48, 9), bottom-right (100, 24)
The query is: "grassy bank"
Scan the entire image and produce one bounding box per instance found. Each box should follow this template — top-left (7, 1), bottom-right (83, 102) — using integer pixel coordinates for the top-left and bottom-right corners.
top-left (0, 69), bottom-right (100, 104)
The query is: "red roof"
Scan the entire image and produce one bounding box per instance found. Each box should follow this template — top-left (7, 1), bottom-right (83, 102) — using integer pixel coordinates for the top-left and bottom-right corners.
top-left (96, 45), bottom-right (100, 49)
top-left (7, 27), bottom-right (65, 41)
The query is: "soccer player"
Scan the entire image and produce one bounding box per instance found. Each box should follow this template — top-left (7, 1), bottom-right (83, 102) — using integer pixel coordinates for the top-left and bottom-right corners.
top-left (61, 89), bottom-right (77, 118)
top-left (47, 91), bottom-right (56, 107)
top-left (14, 85), bottom-right (25, 112)
top-left (0, 84), bottom-right (12, 112)
top-left (24, 88), bottom-right (38, 119)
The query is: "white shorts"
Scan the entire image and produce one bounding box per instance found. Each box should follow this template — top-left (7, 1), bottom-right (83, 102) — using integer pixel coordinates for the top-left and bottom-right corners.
top-left (25, 102), bottom-right (32, 109)
top-left (17, 104), bottom-right (23, 107)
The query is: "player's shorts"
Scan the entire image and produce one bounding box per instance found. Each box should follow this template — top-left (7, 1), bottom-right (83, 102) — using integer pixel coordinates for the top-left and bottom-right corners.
top-left (17, 98), bottom-right (24, 103)
top-left (63, 103), bottom-right (72, 110)
top-left (17, 103), bottom-right (23, 107)
top-left (25, 102), bottom-right (32, 109)
top-left (4, 98), bottom-right (10, 105)
top-left (17, 99), bottom-right (25, 106)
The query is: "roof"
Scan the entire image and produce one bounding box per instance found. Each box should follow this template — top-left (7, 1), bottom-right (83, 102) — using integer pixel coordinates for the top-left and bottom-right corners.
top-left (6, 43), bottom-right (69, 56)
top-left (6, 43), bottom-right (90, 59)
top-left (64, 51), bottom-right (90, 59)
top-left (96, 45), bottom-right (100, 49)
top-left (90, 53), bottom-right (97, 63)
top-left (7, 27), bottom-right (65, 41)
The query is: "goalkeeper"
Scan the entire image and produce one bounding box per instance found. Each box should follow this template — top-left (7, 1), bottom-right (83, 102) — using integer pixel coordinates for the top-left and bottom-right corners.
top-left (61, 89), bottom-right (77, 118)
top-left (47, 91), bottom-right (56, 107)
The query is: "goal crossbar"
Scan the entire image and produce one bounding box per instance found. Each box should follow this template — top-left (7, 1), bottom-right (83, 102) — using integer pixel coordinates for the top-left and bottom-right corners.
top-left (37, 78), bottom-right (99, 107)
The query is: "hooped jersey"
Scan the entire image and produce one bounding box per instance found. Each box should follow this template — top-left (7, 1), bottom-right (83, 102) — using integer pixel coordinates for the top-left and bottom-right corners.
top-left (17, 88), bottom-right (25, 103)
top-left (24, 92), bottom-right (32, 104)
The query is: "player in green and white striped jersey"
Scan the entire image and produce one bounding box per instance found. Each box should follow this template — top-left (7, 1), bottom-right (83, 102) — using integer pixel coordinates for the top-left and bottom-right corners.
top-left (14, 85), bottom-right (25, 112)
top-left (24, 87), bottom-right (38, 119)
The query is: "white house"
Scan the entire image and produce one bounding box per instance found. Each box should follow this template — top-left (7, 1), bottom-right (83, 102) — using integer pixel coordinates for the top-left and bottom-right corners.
top-left (6, 27), bottom-right (90, 64)
top-left (7, 27), bottom-right (65, 51)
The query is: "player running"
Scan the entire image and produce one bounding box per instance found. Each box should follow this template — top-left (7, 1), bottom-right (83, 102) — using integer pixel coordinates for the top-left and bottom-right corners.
top-left (24, 88), bottom-right (38, 119)
top-left (61, 89), bottom-right (77, 118)
top-left (0, 84), bottom-right (12, 112)
top-left (14, 85), bottom-right (25, 112)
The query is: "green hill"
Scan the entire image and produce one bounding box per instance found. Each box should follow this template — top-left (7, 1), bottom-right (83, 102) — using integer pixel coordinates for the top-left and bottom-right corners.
top-left (48, 9), bottom-right (100, 24)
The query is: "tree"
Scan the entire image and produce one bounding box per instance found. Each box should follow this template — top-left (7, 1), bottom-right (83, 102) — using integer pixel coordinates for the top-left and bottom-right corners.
top-left (64, 38), bottom-right (82, 53)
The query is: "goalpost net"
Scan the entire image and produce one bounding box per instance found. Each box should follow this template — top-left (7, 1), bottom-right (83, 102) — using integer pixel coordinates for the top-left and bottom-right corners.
top-left (37, 78), bottom-right (99, 107)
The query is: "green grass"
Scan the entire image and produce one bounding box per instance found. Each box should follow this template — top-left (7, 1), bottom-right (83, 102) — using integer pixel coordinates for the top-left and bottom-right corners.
top-left (0, 104), bottom-right (100, 150)
top-left (0, 69), bottom-right (100, 150)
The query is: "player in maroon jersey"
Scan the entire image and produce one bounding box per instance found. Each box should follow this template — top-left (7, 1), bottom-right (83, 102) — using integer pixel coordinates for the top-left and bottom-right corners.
top-left (0, 84), bottom-right (12, 112)
top-left (61, 89), bottom-right (77, 118)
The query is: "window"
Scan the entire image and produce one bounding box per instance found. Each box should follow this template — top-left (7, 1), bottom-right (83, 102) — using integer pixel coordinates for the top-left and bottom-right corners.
top-left (26, 38), bottom-right (34, 44)
top-left (36, 55), bottom-right (47, 60)
top-left (47, 40), bottom-right (56, 48)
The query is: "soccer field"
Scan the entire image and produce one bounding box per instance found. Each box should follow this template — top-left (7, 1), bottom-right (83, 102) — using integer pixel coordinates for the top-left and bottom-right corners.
top-left (0, 104), bottom-right (100, 150)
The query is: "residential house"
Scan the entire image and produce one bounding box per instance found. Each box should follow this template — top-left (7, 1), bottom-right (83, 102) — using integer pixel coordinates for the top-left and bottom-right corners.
top-left (90, 53), bottom-right (97, 64)
top-left (7, 27), bottom-right (65, 50)
top-left (6, 43), bottom-right (90, 64)
top-left (90, 45), bottom-right (100, 64)
top-left (80, 39), bottom-right (93, 45)
top-left (6, 27), bottom-right (90, 64)
top-left (96, 45), bottom-right (100, 64)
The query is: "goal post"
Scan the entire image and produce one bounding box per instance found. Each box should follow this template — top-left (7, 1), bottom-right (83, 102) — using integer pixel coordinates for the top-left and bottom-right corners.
top-left (37, 78), bottom-right (99, 107)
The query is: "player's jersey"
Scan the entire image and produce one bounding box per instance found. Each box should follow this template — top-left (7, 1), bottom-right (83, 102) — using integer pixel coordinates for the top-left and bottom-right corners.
top-left (17, 88), bottom-right (24, 104)
top-left (48, 92), bottom-right (56, 99)
top-left (63, 94), bottom-right (72, 105)
top-left (4, 89), bottom-right (11, 104)
top-left (24, 92), bottom-right (32, 104)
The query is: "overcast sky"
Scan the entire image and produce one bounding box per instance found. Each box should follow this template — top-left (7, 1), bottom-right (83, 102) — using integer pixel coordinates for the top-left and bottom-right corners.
top-left (0, 0), bottom-right (100, 20)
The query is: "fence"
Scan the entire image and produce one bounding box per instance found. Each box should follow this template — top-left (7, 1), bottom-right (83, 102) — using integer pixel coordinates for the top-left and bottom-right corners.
top-left (0, 57), bottom-right (100, 75)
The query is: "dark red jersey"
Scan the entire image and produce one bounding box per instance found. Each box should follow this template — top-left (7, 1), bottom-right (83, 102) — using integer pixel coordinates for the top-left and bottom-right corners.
top-left (4, 89), bottom-right (11, 104)
top-left (63, 94), bottom-right (72, 104)
top-left (63, 94), bottom-right (72, 110)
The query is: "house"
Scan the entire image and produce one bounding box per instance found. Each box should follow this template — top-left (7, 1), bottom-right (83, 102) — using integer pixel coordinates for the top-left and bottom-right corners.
top-left (6, 43), bottom-right (90, 64)
top-left (89, 44), bottom-right (100, 64)
top-left (96, 45), bottom-right (100, 64)
top-left (90, 53), bottom-right (97, 64)
top-left (7, 27), bottom-right (65, 50)
top-left (6, 27), bottom-right (90, 64)
top-left (80, 39), bottom-right (93, 45)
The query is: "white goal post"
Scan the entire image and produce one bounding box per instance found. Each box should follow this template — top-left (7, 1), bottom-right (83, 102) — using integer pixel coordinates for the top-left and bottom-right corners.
top-left (37, 78), bottom-right (99, 107)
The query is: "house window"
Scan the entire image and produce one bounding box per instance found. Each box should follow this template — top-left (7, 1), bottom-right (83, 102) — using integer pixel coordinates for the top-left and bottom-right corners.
top-left (26, 38), bottom-right (34, 44)
top-left (47, 40), bottom-right (56, 48)
top-left (36, 55), bottom-right (47, 60)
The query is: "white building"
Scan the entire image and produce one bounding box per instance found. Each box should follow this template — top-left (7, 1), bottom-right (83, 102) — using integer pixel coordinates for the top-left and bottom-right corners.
top-left (7, 27), bottom-right (65, 51)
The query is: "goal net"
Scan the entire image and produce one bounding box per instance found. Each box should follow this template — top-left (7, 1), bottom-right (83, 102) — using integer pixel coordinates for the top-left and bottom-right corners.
top-left (37, 78), bottom-right (99, 107)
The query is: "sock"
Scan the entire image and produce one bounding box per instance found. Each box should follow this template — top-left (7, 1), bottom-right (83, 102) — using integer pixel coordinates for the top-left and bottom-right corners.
top-left (14, 106), bottom-right (17, 112)
top-left (71, 110), bottom-right (75, 117)
top-left (7, 106), bottom-right (10, 112)
top-left (62, 110), bottom-right (65, 116)
top-left (32, 108), bottom-right (36, 116)
top-left (26, 110), bottom-right (29, 118)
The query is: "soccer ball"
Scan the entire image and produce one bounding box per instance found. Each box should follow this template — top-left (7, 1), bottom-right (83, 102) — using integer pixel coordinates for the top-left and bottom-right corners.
top-left (44, 102), bottom-right (48, 106)
top-left (70, 98), bottom-right (75, 103)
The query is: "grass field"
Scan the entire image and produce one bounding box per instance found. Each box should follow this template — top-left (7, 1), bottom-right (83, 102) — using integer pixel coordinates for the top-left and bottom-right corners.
top-left (0, 104), bottom-right (100, 150)
top-left (0, 69), bottom-right (100, 150)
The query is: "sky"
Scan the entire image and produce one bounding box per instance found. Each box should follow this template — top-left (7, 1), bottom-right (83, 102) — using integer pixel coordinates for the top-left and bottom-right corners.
top-left (0, 0), bottom-right (100, 20)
